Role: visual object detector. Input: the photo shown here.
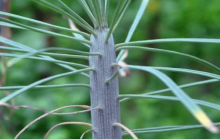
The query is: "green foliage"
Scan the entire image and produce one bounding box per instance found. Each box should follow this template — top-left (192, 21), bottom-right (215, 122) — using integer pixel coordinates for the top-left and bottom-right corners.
top-left (0, 0), bottom-right (220, 139)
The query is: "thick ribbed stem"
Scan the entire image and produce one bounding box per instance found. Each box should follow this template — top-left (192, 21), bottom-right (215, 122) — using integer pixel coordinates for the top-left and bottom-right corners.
top-left (89, 28), bottom-right (122, 139)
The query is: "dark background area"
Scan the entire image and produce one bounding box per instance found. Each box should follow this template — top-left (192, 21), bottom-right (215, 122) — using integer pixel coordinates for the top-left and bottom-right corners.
top-left (0, 0), bottom-right (220, 138)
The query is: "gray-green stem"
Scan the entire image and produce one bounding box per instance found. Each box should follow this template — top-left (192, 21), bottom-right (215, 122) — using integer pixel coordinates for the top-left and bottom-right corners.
top-left (89, 28), bottom-right (122, 139)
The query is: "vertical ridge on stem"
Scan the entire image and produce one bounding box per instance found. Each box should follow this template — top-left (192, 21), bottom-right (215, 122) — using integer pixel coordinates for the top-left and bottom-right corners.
top-left (89, 28), bottom-right (122, 139)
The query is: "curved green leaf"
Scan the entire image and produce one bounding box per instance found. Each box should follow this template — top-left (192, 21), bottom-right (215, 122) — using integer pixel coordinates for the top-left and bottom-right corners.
top-left (124, 65), bottom-right (219, 133)
top-left (116, 46), bottom-right (220, 73)
top-left (112, 0), bottom-right (131, 33)
top-left (0, 36), bottom-right (90, 78)
top-left (117, 0), bottom-right (150, 61)
top-left (32, 0), bottom-right (96, 36)
top-left (0, 68), bottom-right (94, 102)
top-left (120, 79), bottom-right (219, 102)
top-left (0, 21), bottom-right (24, 29)
top-left (0, 84), bottom-right (90, 90)
top-left (106, 0), bottom-right (131, 42)
top-left (0, 53), bottom-right (89, 68)
top-left (116, 38), bottom-right (220, 47)
top-left (123, 123), bottom-right (220, 135)
top-left (0, 46), bottom-right (101, 56)
top-left (120, 94), bottom-right (220, 112)
top-left (77, 0), bottom-right (98, 26)
top-left (0, 17), bottom-right (91, 44)
top-left (151, 67), bottom-right (220, 80)
top-left (0, 11), bottom-right (90, 38)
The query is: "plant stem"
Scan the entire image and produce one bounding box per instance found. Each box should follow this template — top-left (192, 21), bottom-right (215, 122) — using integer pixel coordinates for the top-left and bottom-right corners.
top-left (89, 28), bottom-right (122, 139)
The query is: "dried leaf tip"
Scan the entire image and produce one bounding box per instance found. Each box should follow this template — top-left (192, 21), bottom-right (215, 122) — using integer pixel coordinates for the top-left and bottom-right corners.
top-left (195, 111), bottom-right (219, 133)
top-left (114, 61), bottom-right (131, 77)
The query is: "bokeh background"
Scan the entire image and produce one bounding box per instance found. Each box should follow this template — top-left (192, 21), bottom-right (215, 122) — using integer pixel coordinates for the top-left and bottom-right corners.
top-left (1, 0), bottom-right (220, 139)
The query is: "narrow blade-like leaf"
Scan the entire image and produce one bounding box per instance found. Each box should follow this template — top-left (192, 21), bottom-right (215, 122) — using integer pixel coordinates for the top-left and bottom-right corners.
top-left (116, 38), bottom-right (220, 47)
top-left (0, 84), bottom-right (90, 90)
top-left (0, 11), bottom-right (90, 37)
top-left (125, 65), bottom-right (219, 133)
top-left (117, 0), bottom-right (150, 61)
top-left (120, 79), bottom-right (219, 102)
top-left (0, 36), bottom-right (90, 77)
top-left (0, 17), bottom-right (91, 44)
top-left (123, 123), bottom-right (220, 135)
top-left (116, 46), bottom-right (220, 73)
top-left (0, 68), bottom-right (94, 102)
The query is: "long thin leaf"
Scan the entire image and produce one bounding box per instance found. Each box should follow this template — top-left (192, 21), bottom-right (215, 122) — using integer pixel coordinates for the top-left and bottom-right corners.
top-left (116, 38), bottom-right (220, 47)
top-left (104, 0), bottom-right (110, 26)
top-left (119, 94), bottom-right (220, 112)
top-left (57, 0), bottom-right (93, 32)
top-left (0, 21), bottom-right (25, 29)
top-left (112, 0), bottom-right (131, 33)
top-left (92, 0), bottom-right (102, 28)
top-left (0, 46), bottom-right (101, 56)
top-left (120, 79), bottom-right (220, 102)
top-left (0, 36), bottom-right (33, 51)
top-left (2, 47), bottom-right (90, 66)
top-left (86, 0), bottom-right (98, 26)
top-left (0, 46), bottom-right (89, 60)
top-left (0, 36), bottom-right (90, 78)
top-left (151, 67), bottom-right (220, 80)
top-left (0, 53), bottom-right (89, 68)
top-left (38, 52), bottom-right (89, 60)
top-left (8, 52), bottom-right (88, 66)
top-left (0, 47), bottom-right (89, 61)
top-left (0, 17), bottom-right (91, 45)
top-left (0, 46), bottom-right (89, 59)
top-left (117, 0), bottom-right (150, 61)
top-left (100, 0), bottom-right (105, 20)
top-left (0, 84), bottom-right (90, 90)
top-left (0, 68), bottom-right (94, 102)
top-left (33, 0), bottom-right (96, 36)
top-left (126, 65), bottom-right (219, 133)
top-left (116, 46), bottom-right (220, 73)
top-left (0, 11), bottom-right (90, 38)
top-left (77, 0), bottom-right (98, 26)
top-left (123, 123), bottom-right (220, 135)
top-left (105, 0), bottom-right (125, 41)
top-left (95, 0), bottom-right (103, 23)
top-left (0, 46), bottom-right (28, 52)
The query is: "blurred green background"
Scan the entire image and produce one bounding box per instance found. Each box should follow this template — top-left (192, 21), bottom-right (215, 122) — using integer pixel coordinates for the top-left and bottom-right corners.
top-left (1, 0), bottom-right (220, 138)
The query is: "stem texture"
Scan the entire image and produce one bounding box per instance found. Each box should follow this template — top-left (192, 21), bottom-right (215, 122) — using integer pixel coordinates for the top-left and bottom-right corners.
top-left (89, 28), bottom-right (122, 139)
